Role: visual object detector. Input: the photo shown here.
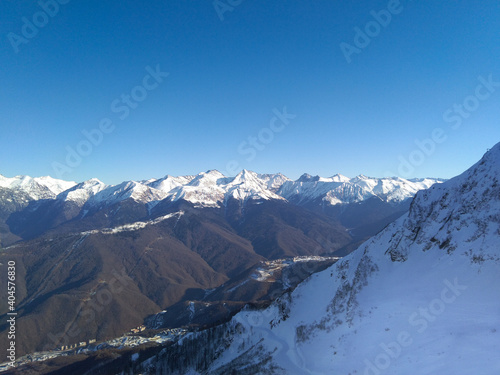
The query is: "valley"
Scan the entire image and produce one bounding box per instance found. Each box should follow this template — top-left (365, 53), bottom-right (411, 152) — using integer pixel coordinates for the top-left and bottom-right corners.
top-left (0, 170), bottom-right (440, 372)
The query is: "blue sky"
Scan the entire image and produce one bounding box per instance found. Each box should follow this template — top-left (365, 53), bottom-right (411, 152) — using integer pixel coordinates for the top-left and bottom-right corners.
top-left (1, 0), bottom-right (499, 184)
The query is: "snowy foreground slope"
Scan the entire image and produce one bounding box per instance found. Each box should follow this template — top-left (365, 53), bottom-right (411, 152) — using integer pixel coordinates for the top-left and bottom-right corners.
top-left (136, 146), bottom-right (500, 374)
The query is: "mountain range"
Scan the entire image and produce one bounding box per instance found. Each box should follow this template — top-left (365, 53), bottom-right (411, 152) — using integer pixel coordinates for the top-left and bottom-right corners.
top-left (0, 170), bottom-right (440, 207)
top-left (0, 170), bottom-right (442, 365)
top-left (115, 145), bottom-right (500, 374)
top-left (0, 170), bottom-right (440, 246)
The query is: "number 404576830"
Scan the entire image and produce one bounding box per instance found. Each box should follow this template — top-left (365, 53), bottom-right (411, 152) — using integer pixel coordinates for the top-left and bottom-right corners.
top-left (7, 260), bottom-right (15, 311)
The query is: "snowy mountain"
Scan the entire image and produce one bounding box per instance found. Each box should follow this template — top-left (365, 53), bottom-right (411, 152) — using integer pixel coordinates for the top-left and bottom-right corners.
top-left (0, 170), bottom-right (442, 248)
top-left (150, 169), bottom-right (286, 208)
top-left (129, 145), bottom-right (500, 374)
top-left (85, 180), bottom-right (169, 209)
top-left (0, 174), bottom-right (76, 200)
top-left (144, 174), bottom-right (195, 193)
top-left (0, 170), bottom-right (442, 210)
top-left (56, 178), bottom-right (108, 205)
top-left (278, 173), bottom-right (439, 206)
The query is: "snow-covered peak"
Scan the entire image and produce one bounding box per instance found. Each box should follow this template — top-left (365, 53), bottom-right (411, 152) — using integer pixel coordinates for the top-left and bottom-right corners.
top-left (187, 170), bottom-right (227, 187)
top-left (87, 180), bottom-right (168, 207)
top-left (161, 170), bottom-right (291, 208)
top-left (145, 175), bottom-right (195, 193)
top-left (0, 169), bottom-right (443, 210)
top-left (329, 173), bottom-right (350, 183)
top-left (297, 173), bottom-right (320, 183)
top-left (257, 173), bottom-right (292, 193)
top-left (57, 178), bottom-right (108, 205)
top-left (225, 170), bottom-right (286, 203)
top-left (161, 171), bottom-right (228, 207)
top-left (279, 173), bottom-right (442, 206)
top-left (0, 174), bottom-right (76, 200)
top-left (231, 169), bottom-right (260, 184)
top-left (30, 176), bottom-right (77, 195)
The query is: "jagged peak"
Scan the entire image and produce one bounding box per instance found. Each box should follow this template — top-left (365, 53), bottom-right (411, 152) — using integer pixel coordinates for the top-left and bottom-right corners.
top-left (204, 169), bottom-right (226, 177)
top-left (232, 169), bottom-right (259, 183)
top-left (297, 173), bottom-right (320, 182)
top-left (82, 178), bottom-right (105, 186)
top-left (0, 174), bottom-right (77, 199)
top-left (0, 165), bottom-right (450, 209)
top-left (330, 173), bottom-right (350, 182)
top-left (188, 170), bottom-right (226, 187)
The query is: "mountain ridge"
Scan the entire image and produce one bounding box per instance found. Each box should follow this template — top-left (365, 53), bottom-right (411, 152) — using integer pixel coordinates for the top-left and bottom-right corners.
top-left (0, 170), bottom-right (443, 210)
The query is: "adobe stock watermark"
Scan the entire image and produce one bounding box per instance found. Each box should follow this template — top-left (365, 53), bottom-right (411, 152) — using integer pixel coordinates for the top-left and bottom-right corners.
top-left (7, 0), bottom-right (71, 54)
top-left (213, 0), bottom-right (244, 21)
top-left (387, 74), bottom-right (500, 178)
top-left (363, 278), bottom-right (467, 375)
top-left (44, 267), bottom-right (130, 351)
top-left (340, 0), bottom-right (409, 64)
top-left (51, 64), bottom-right (169, 178)
top-left (224, 107), bottom-right (296, 176)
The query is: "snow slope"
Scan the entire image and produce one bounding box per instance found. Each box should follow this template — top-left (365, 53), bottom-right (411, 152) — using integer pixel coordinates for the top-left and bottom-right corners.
top-left (152, 145), bottom-right (500, 374)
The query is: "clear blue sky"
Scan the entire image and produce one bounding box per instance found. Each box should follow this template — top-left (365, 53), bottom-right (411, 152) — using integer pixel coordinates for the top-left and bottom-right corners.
top-left (1, 0), bottom-right (499, 184)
